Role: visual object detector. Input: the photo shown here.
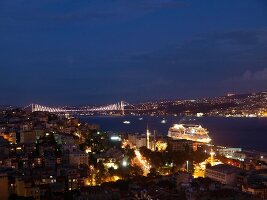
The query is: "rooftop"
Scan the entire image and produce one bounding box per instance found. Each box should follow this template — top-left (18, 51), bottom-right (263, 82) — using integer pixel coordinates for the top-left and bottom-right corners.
top-left (206, 164), bottom-right (242, 174)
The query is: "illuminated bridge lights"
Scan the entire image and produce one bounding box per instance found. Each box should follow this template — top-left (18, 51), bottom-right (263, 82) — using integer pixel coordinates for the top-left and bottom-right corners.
top-left (24, 101), bottom-right (130, 113)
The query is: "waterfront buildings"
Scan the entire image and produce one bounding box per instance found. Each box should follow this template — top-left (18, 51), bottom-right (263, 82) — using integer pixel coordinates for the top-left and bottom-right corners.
top-left (216, 147), bottom-right (245, 161)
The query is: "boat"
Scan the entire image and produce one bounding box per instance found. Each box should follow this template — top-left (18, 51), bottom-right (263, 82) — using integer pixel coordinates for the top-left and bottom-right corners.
top-left (161, 119), bottom-right (167, 124)
top-left (139, 117), bottom-right (143, 120)
top-left (168, 123), bottom-right (211, 143)
top-left (123, 121), bottom-right (131, 124)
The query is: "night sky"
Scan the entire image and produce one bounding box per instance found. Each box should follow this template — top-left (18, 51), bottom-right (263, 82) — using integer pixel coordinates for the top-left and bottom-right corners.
top-left (1, 0), bottom-right (267, 106)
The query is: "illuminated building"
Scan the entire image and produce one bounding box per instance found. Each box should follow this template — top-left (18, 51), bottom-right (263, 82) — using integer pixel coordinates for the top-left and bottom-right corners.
top-left (15, 177), bottom-right (40, 200)
top-left (217, 147), bottom-right (245, 161)
top-left (20, 130), bottom-right (45, 144)
top-left (0, 132), bottom-right (16, 144)
top-left (0, 173), bottom-right (8, 200)
top-left (110, 135), bottom-right (121, 141)
top-left (205, 164), bottom-right (242, 186)
top-left (69, 150), bottom-right (89, 167)
top-left (194, 148), bottom-right (222, 178)
top-left (155, 140), bottom-right (167, 152)
top-left (128, 134), bottom-right (146, 148)
top-left (57, 166), bottom-right (79, 190)
top-left (242, 185), bottom-right (267, 199)
top-left (96, 148), bottom-right (124, 170)
top-left (168, 139), bottom-right (193, 152)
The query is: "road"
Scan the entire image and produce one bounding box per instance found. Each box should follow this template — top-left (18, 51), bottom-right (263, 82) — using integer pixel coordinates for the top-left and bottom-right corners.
top-left (134, 149), bottom-right (151, 176)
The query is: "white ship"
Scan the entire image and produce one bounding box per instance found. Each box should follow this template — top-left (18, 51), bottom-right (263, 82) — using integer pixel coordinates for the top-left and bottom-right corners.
top-left (168, 124), bottom-right (211, 143)
top-left (161, 119), bottom-right (167, 124)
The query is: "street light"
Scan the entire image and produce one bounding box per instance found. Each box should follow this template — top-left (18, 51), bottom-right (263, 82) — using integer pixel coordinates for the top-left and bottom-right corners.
top-left (186, 160), bottom-right (189, 172)
top-left (122, 160), bottom-right (128, 167)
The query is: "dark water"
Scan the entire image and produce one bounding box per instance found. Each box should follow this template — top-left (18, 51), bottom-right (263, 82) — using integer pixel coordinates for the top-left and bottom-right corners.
top-left (80, 116), bottom-right (267, 152)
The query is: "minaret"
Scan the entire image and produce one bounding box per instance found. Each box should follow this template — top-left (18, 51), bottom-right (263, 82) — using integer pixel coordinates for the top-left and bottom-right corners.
top-left (146, 125), bottom-right (150, 149)
top-left (210, 148), bottom-right (215, 166)
top-left (152, 130), bottom-right (156, 151)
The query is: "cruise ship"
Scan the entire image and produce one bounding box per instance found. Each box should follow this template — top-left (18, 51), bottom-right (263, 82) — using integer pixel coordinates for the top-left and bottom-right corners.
top-left (168, 124), bottom-right (211, 143)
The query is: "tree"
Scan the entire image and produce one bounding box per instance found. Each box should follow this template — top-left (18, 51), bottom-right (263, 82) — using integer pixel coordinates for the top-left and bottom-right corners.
top-left (124, 146), bottom-right (135, 160)
top-left (129, 165), bottom-right (143, 176)
top-left (148, 167), bottom-right (158, 177)
top-left (95, 161), bottom-right (108, 184)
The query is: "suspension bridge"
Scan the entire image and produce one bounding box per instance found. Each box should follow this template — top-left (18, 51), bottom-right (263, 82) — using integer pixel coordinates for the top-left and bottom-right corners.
top-left (23, 101), bottom-right (131, 115)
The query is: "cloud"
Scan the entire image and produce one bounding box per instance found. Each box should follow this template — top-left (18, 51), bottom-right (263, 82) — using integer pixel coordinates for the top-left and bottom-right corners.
top-left (223, 68), bottom-right (267, 94)
top-left (208, 30), bottom-right (267, 46)
top-left (126, 29), bottom-right (267, 67)
top-left (118, 28), bottom-right (267, 96)
top-left (232, 68), bottom-right (267, 82)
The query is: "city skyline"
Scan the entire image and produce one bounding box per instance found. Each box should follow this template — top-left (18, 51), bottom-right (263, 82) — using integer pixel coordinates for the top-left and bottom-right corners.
top-left (1, 0), bottom-right (267, 105)
top-left (1, 89), bottom-right (266, 107)
top-left (0, 1), bottom-right (267, 198)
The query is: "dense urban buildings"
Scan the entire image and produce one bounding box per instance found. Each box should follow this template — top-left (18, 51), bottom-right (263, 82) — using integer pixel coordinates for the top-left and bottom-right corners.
top-left (124, 91), bottom-right (267, 117)
top-left (0, 104), bottom-right (266, 199)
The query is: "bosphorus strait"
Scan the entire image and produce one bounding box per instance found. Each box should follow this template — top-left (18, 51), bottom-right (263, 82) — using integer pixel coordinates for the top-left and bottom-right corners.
top-left (82, 115), bottom-right (267, 152)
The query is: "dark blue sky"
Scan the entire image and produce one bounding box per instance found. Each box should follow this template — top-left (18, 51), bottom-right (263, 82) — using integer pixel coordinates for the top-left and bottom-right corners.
top-left (1, 0), bottom-right (267, 106)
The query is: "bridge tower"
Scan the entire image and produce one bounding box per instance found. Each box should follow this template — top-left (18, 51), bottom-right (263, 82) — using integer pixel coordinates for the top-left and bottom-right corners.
top-left (31, 104), bottom-right (35, 112)
top-left (121, 101), bottom-right (125, 115)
